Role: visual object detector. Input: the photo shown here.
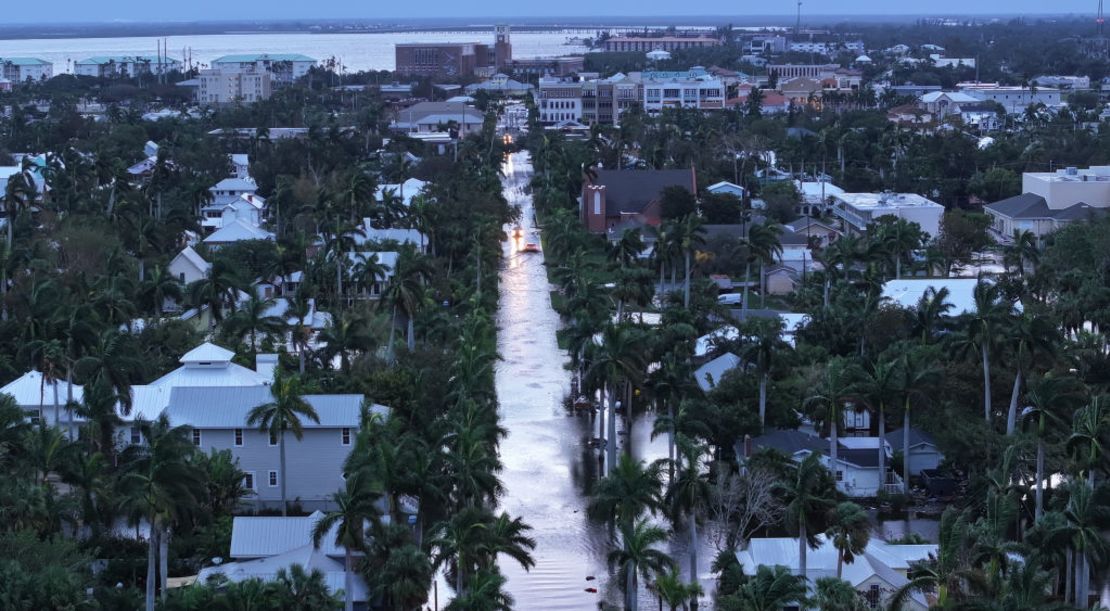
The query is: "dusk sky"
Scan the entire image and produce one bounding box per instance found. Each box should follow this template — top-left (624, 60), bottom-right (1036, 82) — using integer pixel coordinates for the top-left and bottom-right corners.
top-left (2, 1), bottom-right (1100, 23)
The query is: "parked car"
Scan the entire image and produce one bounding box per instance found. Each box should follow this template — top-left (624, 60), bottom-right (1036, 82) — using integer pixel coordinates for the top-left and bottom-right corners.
top-left (522, 242), bottom-right (540, 253)
top-left (718, 293), bottom-right (743, 306)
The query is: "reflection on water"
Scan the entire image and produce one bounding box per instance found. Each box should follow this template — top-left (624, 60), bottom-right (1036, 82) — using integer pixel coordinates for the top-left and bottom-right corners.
top-left (493, 153), bottom-right (717, 610)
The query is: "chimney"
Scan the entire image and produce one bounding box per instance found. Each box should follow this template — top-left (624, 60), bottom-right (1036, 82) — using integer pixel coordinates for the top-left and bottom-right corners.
top-left (256, 353), bottom-right (278, 382)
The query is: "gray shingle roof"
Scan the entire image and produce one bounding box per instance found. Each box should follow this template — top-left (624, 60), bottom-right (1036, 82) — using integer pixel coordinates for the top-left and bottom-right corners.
top-left (163, 386), bottom-right (383, 429)
top-left (590, 169), bottom-right (695, 215)
top-left (984, 193), bottom-right (1049, 219)
top-left (884, 426), bottom-right (937, 449)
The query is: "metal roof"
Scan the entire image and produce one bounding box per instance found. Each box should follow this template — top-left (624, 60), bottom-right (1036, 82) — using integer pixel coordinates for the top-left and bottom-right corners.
top-left (204, 220), bottom-right (275, 244)
top-left (693, 353), bottom-right (741, 392)
top-left (76, 55), bottom-right (180, 65)
top-left (0, 370), bottom-right (83, 407)
top-left (163, 386), bottom-right (378, 429)
top-left (213, 54), bottom-right (317, 64)
top-left (0, 57), bottom-right (51, 66)
top-left (180, 341), bottom-right (234, 364)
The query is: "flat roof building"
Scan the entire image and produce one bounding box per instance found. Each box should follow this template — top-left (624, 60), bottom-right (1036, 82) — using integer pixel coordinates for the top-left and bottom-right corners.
top-left (832, 192), bottom-right (945, 237)
top-left (75, 55), bottom-right (180, 78)
top-left (211, 53), bottom-right (316, 84)
top-left (603, 35), bottom-right (721, 52)
top-left (1022, 165), bottom-right (1110, 209)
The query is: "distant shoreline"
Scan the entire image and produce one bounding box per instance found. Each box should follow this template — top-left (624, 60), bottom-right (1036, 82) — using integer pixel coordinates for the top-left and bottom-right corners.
top-left (0, 13), bottom-right (1094, 41)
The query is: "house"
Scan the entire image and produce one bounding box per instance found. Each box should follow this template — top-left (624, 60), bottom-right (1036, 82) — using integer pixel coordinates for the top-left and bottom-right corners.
top-left (887, 104), bottom-right (935, 127)
top-left (168, 246), bottom-right (211, 285)
top-left (736, 535), bottom-right (933, 610)
top-left (795, 180), bottom-right (845, 216)
top-left (347, 251), bottom-right (398, 299)
top-left (390, 102), bottom-right (485, 136)
top-left (203, 220), bottom-right (275, 248)
top-left (831, 192), bottom-right (944, 238)
top-left (776, 227), bottom-right (820, 274)
top-left (885, 427), bottom-right (944, 476)
top-left (375, 177), bottom-right (429, 208)
top-left (74, 56), bottom-right (180, 78)
top-left (580, 168), bottom-right (697, 235)
top-left (983, 192), bottom-right (1109, 239)
top-left (706, 181), bottom-right (745, 199)
top-left (764, 266), bottom-right (800, 295)
top-left (880, 278), bottom-right (1008, 315)
top-left (779, 77), bottom-right (823, 107)
top-left (693, 353), bottom-right (741, 392)
top-left (357, 224), bottom-right (427, 253)
top-left (163, 386), bottom-right (386, 510)
top-left (783, 216), bottom-right (840, 245)
top-left (739, 429), bottom-right (902, 497)
top-left (464, 73), bottom-right (534, 96)
top-left (201, 193), bottom-right (266, 231)
top-left (229, 154), bottom-right (250, 179)
top-left (209, 177), bottom-right (258, 201)
top-left (0, 370), bottom-right (84, 434)
top-left (918, 91), bottom-right (982, 118)
top-left (958, 83), bottom-right (1063, 114)
top-left (198, 512), bottom-right (371, 606)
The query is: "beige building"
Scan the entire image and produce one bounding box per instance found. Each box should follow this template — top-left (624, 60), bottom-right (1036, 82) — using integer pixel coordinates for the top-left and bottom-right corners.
top-left (198, 69), bottom-right (273, 106)
top-left (1022, 166), bottom-right (1110, 209)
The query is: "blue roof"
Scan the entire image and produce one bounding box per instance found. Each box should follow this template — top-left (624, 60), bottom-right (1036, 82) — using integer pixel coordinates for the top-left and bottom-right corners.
top-left (0, 57), bottom-right (50, 66)
top-left (213, 54), bottom-right (317, 64)
top-left (77, 55), bottom-right (180, 65)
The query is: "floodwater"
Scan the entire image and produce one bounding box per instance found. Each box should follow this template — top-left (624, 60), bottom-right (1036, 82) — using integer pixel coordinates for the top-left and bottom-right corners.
top-left (0, 30), bottom-right (586, 74)
top-left (493, 152), bottom-right (716, 610)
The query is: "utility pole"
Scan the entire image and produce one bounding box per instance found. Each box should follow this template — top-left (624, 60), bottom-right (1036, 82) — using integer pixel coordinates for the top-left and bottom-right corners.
top-left (795, 1), bottom-right (803, 39)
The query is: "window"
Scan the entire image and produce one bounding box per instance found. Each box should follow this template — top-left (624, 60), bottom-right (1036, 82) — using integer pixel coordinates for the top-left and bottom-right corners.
top-left (234, 428), bottom-right (243, 446)
top-left (178, 272), bottom-right (185, 282)
top-left (243, 472), bottom-right (255, 490)
top-left (192, 429), bottom-right (202, 446)
top-left (268, 471), bottom-right (279, 487)
top-left (865, 585), bottom-right (881, 608)
top-left (269, 431), bottom-right (277, 446)
top-left (836, 470), bottom-right (844, 482)
top-left (342, 428), bottom-right (351, 446)
top-left (130, 427), bottom-right (141, 444)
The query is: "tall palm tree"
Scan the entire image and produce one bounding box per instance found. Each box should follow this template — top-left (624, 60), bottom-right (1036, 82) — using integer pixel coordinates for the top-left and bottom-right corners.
top-left (1060, 482), bottom-right (1110, 608)
top-left (116, 415), bottom-right (204, 611)
top-left (666, 441), bottom-right (711, 609)
top-left (446, 568), bottom-right (514, 611)
top-left (187, 258), bottom-right (246, 322)
top-left (777, 452), bottom-right (836, 579)
top-left (889, 507), bottom-right (975, 609)
top-left (813, 576), bottom-right (867, 611)
top-left (959, 282), bottom-right (1013, 425)
top-left (898, 347), bottom-right (941, 494)
top-left (224, 293), bottom-right (286, 356)
top-left (76, 329), bottom-right (141, 416)
top-left (431, 506), bottom-right (488, 596)
top-left (608, 518), bottom-right (676, 611)
top-left (852, 357), bottom-right (901, 483)
top-left (676, 214), bottom-right (706, 308)
top-left (318, 311), bottom-right (377, 373)
top-left (588, 453), bottom-right (664, 531)
top-left (312, 470), bottom-right (383, 611)
top-left (1003, 312), bottom-right (1058, 436)
top-left (380, 246), bottom-right (430, 354)
top-left (655, 568), bottom-right (701, 611)
top-left (804, 356), bottom-right (855, 473)
top-left (742, 221), bottom-right (783, 310)
top-left (136, 265), bottom-right (183, 317)
top-left (1022, 375), bottom-right (1085, 520)
top-left (741, 318), bottom-right (789, 431)
top-left (246, 371), bottom-right (320, 516)
top-left (826, 502), bottom-right (871, 579)
top-left (376, 544), bottom-right (433, 611)
top-left (585, 324), bottom-right (645, 472)
top-left (911, 286), bottom-right (953, 344)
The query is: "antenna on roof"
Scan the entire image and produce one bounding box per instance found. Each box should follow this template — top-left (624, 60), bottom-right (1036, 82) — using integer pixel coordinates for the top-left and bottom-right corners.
top-left (795, 1), bottom-right (803, 39)
top-left (1099, 0), bottom-right (1106, 36)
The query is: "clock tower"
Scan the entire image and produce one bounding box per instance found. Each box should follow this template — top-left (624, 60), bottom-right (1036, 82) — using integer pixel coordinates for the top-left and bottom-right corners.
top-left (494, 24), bottom-right (512, 71)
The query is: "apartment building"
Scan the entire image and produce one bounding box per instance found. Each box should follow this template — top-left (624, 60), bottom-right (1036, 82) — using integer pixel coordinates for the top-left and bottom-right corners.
top-left (0, 57), bottom-right (53, 83)
top-left (641, 68), bottom-right (725, 113)
top-left (603, 35), bottom-right (721, 52)
top-left (210, 53), bottom-right (316, 85)
top-left (958, 83), bottom-right (1063, 113)
top-left (198, 69), bottom-right (273, 105)
top-left (536, 77), bottom-right (583, 124)
top-left (832, 192), bottom-right (945, 237)
top-left (767, 63), bottom-right (842, 79)
top-left (75, 56), bottom-right (181, 78)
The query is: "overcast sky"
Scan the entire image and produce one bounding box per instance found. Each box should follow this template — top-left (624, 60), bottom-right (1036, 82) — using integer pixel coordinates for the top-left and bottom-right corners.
top-left (2, 1), bottom-right (1099, 23)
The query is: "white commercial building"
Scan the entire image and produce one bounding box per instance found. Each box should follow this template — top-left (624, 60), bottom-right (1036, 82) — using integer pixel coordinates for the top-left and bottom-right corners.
top-left (1032, 75), bottom-right (1090, 90)
top-left (959, 83), bottom-right (1063, 113)
top-left (536, 77), bottom-right (583, 124)
top-left (641, 68), bottom-right (725, 113)
top-left (832, 192), bottom-right (945, 237)
top-left (210, 53), bottom-right (317, 84)
top-left (0, 57), bottom-right (52, 83)
top-left (1022, 165), bottom-right (1110, 209)
top-left (198, 69), bottom-right (272, 105)
top-left (74, 56), bottom-right (181, 78)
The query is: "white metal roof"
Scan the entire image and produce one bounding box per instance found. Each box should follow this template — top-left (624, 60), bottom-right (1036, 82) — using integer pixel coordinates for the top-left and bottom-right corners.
top-left (694, 353), bottom-right (741, 392)
top-left (163, 386), bottom-right (377, 429)
top-left (0, 370), bottom-right (84, 407)
top-left (204, 220), bottom-right (275, 244)
top-left (881, 278), bottom-right (990, 316)
top-left (180, 341), bottom-right (235, 364)
top-left (172, 246), bottom-right (211, 275)
top-left (210, 177), bottom-right (258, 192)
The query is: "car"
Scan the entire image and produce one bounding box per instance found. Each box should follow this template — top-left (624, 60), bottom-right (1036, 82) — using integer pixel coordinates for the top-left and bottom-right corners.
top-left (522, 242), bottom-right (540, 253)
top-left (718, 293), bottom-right (743, 306)
top-left (512, 225), bottom-right (523, 239)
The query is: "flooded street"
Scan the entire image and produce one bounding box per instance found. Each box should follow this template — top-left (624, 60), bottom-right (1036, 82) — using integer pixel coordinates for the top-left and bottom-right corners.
top-left (493, 152), bottom-right (714, 610)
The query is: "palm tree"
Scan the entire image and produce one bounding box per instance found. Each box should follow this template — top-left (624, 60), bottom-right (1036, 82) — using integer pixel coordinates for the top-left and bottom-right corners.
top-left (376, 544), bottom-right (433, 611)
top-left (1022, 375), bottom-right (1085, 520)
top-left (655, 568), bottom-right (701, 611)
top-left (666, 440), bottom-right (711, 609)
top-left (187, 258), bottom-right (246, 322)
top-left (812, 577), bottom-right (867, 611)
top-left (116, 415), bottom-right (204, 611)
top-left (1061, 482), bottom-right (1110, 608)
top-left (742, 221), bottom-right (783, 310)
top-left (318, 311), bottom-right (377, 373)
top-left (609, 518), bottom-right (676, 611)
top-left (136, 265), bottom-right (183, 317)
top-left (777, 452), bottom-right (836, 579)
top-left (741, 318), bottom-right (788, 431)
top-left (312, 470), bottom-right (383, 611)
top-left (889, 507), bottom-right (975, 609)
top-left (1003, 312), bottom-right (1058, 435)
top-left (911, 286), bottom-right (953, 344)
top-left (483, 512), bottom-right (537, 574)
top-left (76, 329), bottom-right (141, 416)
top-left (224, 293), bottom-right (286, 356)
top-left (585, 324), bottom-right (645, 472)
top-left (276, 564), bottom-right (342, 610)
top-left (62, 451), bottom-right (112, 539)
top-left (431, 506), bottom-right (488, 596)
top-left (1066, 398), bottom-right (1109, 488)
top-left (731, 565), bottom-right (808, 611)
top-left (852, 358), bottom-right (901, 484)
top-left (1002, 229), bottom-right (1039, 276)
top-left (676, 214), bottom-right (706, 308)
top-left (246, 371), bottom-right (320, 516)
top-left (380, 247), bottom-right (429, 354)
top-left (959, 282), bottom-right (1013, 425)
top-left (447, 568), bottom-right (514, 611)
top-left (898, 347), bottom-right (941, 494)
top-left (804, 356), bottom-right (855, 473)
top-left (588, 453), bottom-right (664, 531)
top-left (826, 502), bottom-right (871, 579)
